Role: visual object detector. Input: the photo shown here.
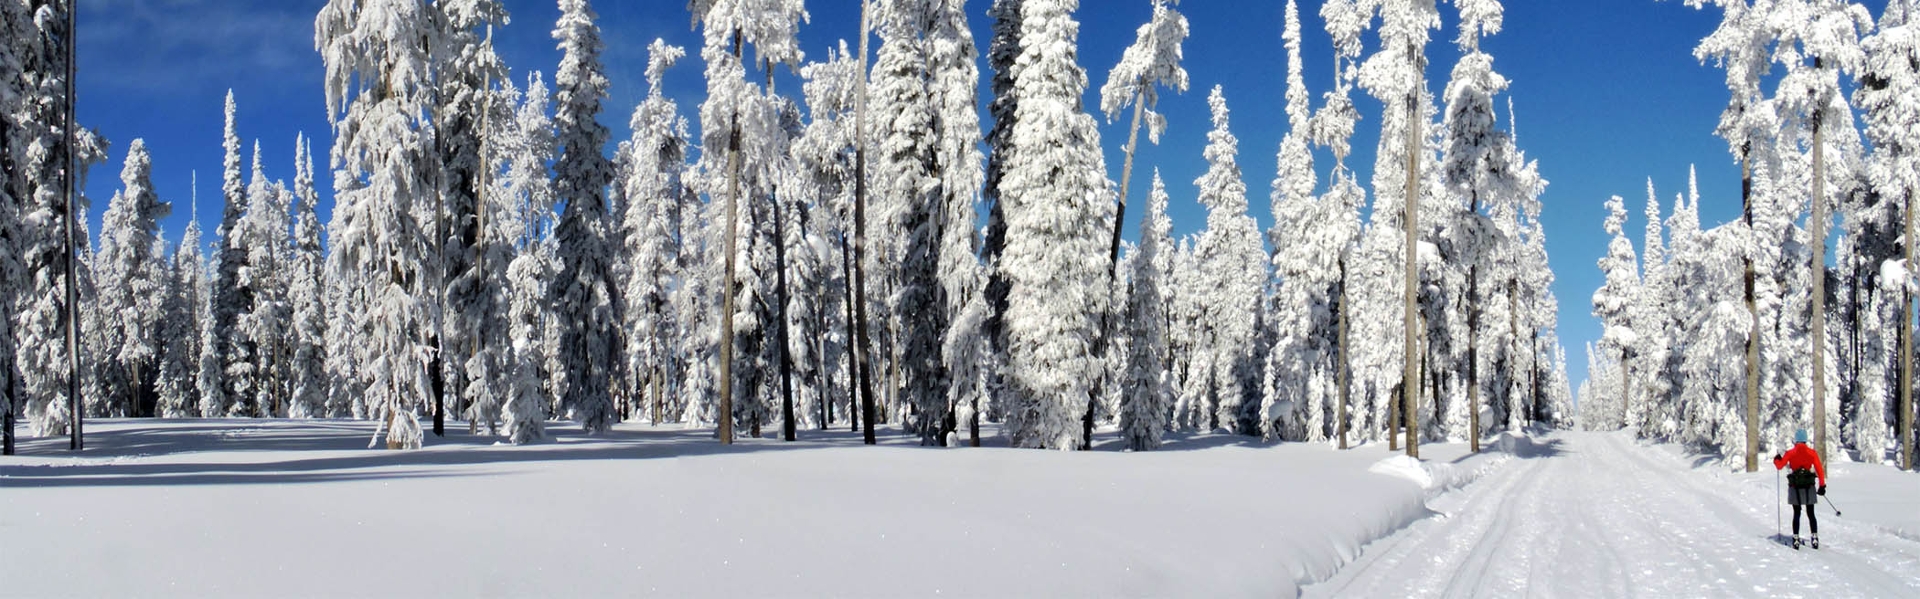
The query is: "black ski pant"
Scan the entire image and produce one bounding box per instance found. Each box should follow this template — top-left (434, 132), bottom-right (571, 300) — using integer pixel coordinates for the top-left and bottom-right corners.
top-left (1793, 504), bottom-right (1818, 535)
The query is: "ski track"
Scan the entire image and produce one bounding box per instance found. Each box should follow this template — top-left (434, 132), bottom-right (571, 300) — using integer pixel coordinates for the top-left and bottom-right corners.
top-left (1304, 431), bottom-right (1920, 599)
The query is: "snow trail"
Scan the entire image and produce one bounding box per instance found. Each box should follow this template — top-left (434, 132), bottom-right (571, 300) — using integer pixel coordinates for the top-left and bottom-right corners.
top-left (1305, 431), bottom-right (1920, 598)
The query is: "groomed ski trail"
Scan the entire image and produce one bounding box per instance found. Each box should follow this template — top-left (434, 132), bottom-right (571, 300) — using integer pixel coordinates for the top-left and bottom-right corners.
top-left (1304, 431), bottom-right (1920, 598)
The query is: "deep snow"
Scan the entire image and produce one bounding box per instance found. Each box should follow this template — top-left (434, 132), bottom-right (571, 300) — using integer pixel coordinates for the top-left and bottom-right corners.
top-left (0, 419), bottom-right (1499, 598)
top-left (4, 422), bottom-right (1916, 598)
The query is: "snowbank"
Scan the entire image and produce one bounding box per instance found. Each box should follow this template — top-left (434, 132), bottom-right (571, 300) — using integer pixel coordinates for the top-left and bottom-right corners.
top-left (0, 419), bottom-right (1517, 598)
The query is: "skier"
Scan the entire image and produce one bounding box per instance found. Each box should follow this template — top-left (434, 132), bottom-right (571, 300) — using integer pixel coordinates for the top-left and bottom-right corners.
top-left (1772, 429), bottom-right (1827, 550)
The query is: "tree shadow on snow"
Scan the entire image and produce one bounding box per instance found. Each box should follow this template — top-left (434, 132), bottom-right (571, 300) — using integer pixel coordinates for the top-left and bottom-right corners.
top-left (0, 418), bottom-right (930, 489)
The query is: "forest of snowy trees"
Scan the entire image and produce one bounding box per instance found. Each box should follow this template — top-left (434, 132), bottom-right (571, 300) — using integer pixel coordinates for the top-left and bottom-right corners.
top-left (0, 0), bottom-right (1592, 454)
top-left (1583, 0), bottom-right (1920, 471)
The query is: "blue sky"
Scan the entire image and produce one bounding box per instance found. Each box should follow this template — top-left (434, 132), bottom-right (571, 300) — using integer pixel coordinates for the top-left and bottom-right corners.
top-left (75, 0), bottom-right (1867, 396)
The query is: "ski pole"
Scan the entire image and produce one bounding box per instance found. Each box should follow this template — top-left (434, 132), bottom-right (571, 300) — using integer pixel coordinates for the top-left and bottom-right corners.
top-left (1823, 494), bottom-right (1842, 517)
top-left (1775, 467), bottom-right (1782, 539)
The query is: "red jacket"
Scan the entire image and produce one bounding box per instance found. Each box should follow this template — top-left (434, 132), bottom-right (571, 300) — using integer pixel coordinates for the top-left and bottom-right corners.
top-left (1773, 443), bottom-right (1826, 486)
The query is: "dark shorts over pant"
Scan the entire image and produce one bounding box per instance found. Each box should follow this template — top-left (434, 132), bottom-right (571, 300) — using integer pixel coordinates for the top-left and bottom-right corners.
top-left (1789, 486), bottom-right (1817, 506)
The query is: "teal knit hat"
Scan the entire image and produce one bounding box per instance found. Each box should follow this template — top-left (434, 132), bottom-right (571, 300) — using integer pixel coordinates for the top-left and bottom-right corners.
top-left (1794, 429), bottom-right (1809, 444)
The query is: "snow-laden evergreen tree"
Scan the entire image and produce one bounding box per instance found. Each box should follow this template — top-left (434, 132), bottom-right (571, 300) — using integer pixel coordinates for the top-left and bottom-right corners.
top-left (1771, 0), bottom-right (1874, 464)
top-left (238, 144), bottom-right (293, 418)
top-left (1120, 172), bottom-right (1174, 450)
top-left (1175, 86), bottom-right (1262, 435)
top-left (926, 0), bottom-right (990, 444)
top-left (288, 135), bottom-right (328, 419)
top-left (1325, 0), bottom-right (1444, 452)
top-left (1631, 181), bottom-right (1677, 438)
top-left (13, 7), bottom-right (108, 436)
top-left (200, 90), bottom-right (250, 419)
top-left (691, 0), bottom-right (808, 440)
top-left (980, 0), bottom-right (1024, 425)
top-left (1261, 0), bottom-right (1331, 441)
top-left (489, 73), bottom-right (558, 444)
top-left (791, 44), bottom-right (861, 432)
top-left (548, 0), bottom-right (620, 435)
top-left (1437, 0), bottom-right (1520, 448)
top-left (621, 39), bottom-right (690, 426)
top-left (870, 0), bottom-right (949, 444)
top-left (1593, 194), bottom-right (1641, 426)
top-left (1857, 0), bottom-right (1920, 467)
top-left (93, 139), bottom-right (170, 417)
top-left (430, 0), bottom-right (509, 429)
top-left (155, 190), bottom-right (207, 418)
top-left (316, 0), bottom-right (439, 448)
top-left (1099, 0), bottom-right (1187, 282)
top-left (867, 0), bottom-right (985, 446)
top-left (1676, 0), bottom-right (1785, 471)
top-left (998, 0), bottom-right (1114, 450)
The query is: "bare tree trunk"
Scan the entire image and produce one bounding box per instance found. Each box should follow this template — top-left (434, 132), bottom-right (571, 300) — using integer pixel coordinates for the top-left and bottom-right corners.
top-left (1811, 89), bottom-right (1829, 469)
top-left (1401, 83), bottom-right (1420, 459)
top-left (717, 33), bottom-right (743, 446)
top-left (62, 0), bottom-right (81, 451)
top-left (1509, 278), bottom-right (1520, 430)
top-left (817, 297), bottom-right (831, 431)
top-left (775, 191), bottom-right (796, 442)
top-left (1338, 257), bottom-right (1350, 450)
top-left (1468, 263), bottom-right (1480, 453)
top-left (841, 232), bottom-right (859, 434)
top-left (1389, 382), bottom-right (1400, 452)
top-left (853, 0), bottom-right (878, 445)
top-left (1896, 180), bottom-right (1912, 470)
top-left (1744, 145), bottom-right (1761, 472)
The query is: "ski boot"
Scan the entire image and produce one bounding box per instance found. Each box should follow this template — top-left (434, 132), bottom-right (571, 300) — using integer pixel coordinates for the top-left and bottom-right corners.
top-left (1792, 535), bottom-right (1802, 550)
top-left (1811, 535), bottom-right (1819, 550)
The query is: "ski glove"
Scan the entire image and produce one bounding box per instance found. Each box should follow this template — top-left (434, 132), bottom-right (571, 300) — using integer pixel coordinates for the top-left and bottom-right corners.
top-left (1818, 485), bottom-right (1827, 496)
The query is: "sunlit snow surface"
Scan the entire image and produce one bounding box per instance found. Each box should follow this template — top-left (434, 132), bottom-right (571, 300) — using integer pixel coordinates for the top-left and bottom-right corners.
top-left (3, 422), bottom-right (1915, 597)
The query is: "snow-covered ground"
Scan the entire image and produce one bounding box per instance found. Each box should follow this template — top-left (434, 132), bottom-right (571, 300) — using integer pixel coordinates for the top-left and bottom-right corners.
top-left (3, 422), bottom-right (1915, 598)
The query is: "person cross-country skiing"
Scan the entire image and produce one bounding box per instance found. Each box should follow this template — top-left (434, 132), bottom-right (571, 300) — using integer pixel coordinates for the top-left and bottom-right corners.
top-left (1773, 429), bottom-right (1827, 550)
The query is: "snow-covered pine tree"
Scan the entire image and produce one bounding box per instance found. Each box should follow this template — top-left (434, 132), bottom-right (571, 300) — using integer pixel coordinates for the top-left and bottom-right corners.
top-left (793, 44), bottom-right (861, 432)
top-left (622, 39), bottom-right (690, 427)
top-left (998, 0), bottom-right (1114, 450)
top-left (1325, 0), bottom-right (1443, 454)
top-left (93, 138), bottom-right (170, 417)
top-left (316, 0), bottom-right (439, 448)
top-left (1771, 0), bottom-right (1873, 465)
top-left (14, 1), bottom-right (108, 436)
top-left (238, 143), bottom-right (293, 417)
top-left (1437, 0), bottom-right (1513, 449)
top-left (155, 182), bottom-right (207, 418)
top-left (1856, 0), bottom-right (1920, 468)
top-left (1089, 0), bottom-right (1186, 448)
top-left (429, 0), bottom-right (508, 434)
top-left (870, 0), bottom-right (949, 444)
top-left (691, 0), bottom-right (808, 442)
top-left (1178, 86), bottom-right (1261, 435)
top-left (288, 135), bottom-right (327, 419)
top-left (201, 90), bottom-right (250, 419)
top-left (1632, 180), bottom-right (1676, 438)
top-left (1261, 0), bottom-right (1324, 441)
top-left (547, 0), bottom-right (621, 435)
top-left (1676, 0), bottom-right (1782, 472)
top-left (1120, 172), bottom-right (1174, 450)
top-left (1099, 0), bottom-right (1188, 282)
top-left (979, 0), bottom-right (1023, 433)
top-left (923, 0), bottom-right (992, 447)
top-left (1593, 194), bottom-right (1641, 428)
top-left (492, 72), bottom-right (559, 444)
